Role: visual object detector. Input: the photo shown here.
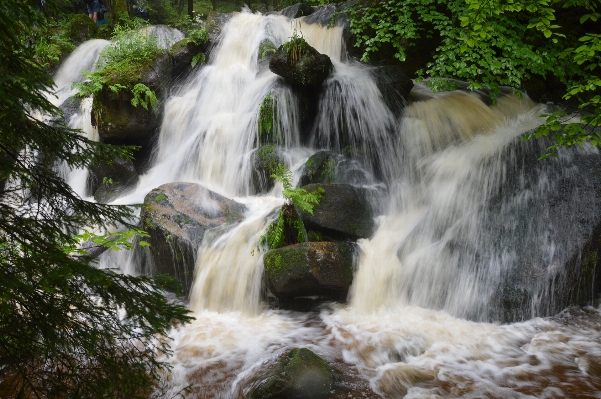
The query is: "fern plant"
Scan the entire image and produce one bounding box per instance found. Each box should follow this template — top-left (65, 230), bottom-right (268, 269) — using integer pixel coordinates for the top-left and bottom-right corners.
top-left (282, 26), bottom-right (308, 65)
top-left (72, 17), bottom-right (161, 116)
top-left (255, 162), bottom-right (324, 253)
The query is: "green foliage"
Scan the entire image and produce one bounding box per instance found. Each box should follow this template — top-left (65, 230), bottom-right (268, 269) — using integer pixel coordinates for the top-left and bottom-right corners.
top-left (188, 27), bottom-right (210, 46)
top-left (131, 83), bottom-right (159, 110)
top-left (255, 162), bottom-right (324, 253)
top-left (0, 1), bottom-right (192, 397)
top-left (259, 95), bottom-right (276, 138)
top-left (191, 52), bottom-right (207, 68)
top-left (348, 0), bottom-right (601, 155)
top-left (282, 27), bottom-right (308, 65)
top-left (259, 41), bottom-right (277, 60)
top-left (73, 17), bottom-right (162, 114)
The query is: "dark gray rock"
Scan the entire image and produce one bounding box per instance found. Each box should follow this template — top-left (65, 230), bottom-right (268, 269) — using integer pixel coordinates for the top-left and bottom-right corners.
top-left (169, 38), bottom-right (206, 79)
top-left (247, 348), bottom-right (334, 399)
top-left (298, 151), bottom-right (375, 187)
top-left (140, 182), bottom-right (246, 294)
top-left (250, 145), bottom-right (285, 194)
top-left (269, 41), bottom-right (333, 87)
top-left (263, 241), bottom-right (355, 301)
top-left (280, 3), bottom-right (315, 19)
top-left (88, 156), bottom-right (139, 201)
top-left (298, 183), bottom-right (376, 240)
top-left (369, 65), bottom-right (414, 117)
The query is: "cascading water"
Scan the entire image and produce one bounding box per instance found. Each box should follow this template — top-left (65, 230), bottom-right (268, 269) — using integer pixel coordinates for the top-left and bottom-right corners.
top-left (57, 9), bottom-right (601, 398)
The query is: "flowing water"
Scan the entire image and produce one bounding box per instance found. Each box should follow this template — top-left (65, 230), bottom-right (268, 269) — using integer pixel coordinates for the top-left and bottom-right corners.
top-left (57, 11), bottom-right (601, 398)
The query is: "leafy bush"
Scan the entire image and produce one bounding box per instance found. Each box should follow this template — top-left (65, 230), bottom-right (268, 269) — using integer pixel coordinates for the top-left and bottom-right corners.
top-left (73, 16), bottom-right (163, 113)
top-left (348, 0), bottom-right (601, 157)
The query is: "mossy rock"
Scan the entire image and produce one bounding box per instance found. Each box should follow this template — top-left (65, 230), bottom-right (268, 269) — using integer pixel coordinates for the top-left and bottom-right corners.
top-left (94, 52), bottom-right (171, 145)
top-left (263, 241), bottom-right (355, 301)
top-left (298, 183), bottom-right (376, 240)
top-left (249, 348), bottom-right (334, 399)
top-left (169, 38), bottom-right (206, 78)
top-left (250, 145), bottom-right (285, 194)
top-left (269, 41), bottom-right (333, 87)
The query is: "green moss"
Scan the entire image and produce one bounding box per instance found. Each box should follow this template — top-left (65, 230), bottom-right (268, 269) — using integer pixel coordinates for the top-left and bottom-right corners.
top-left (258, 95), bottom-right (278, 141)
top-left (155, 193), bottom-right (166, 202)
top-left (307, 230), bottom-right (323, 242)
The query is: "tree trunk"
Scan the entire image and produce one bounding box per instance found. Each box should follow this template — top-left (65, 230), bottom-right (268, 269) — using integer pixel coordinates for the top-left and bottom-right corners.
top-left (188, 0), bottom-right (193, 18)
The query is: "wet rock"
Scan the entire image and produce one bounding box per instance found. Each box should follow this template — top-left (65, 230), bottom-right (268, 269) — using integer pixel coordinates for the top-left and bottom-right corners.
top-left (263, 241), bottom-right (355, 301)
top-left (370, 65), bottom-right (414, 117)
top-left (269, 41), bottom-right (333, 87)
top-left (280, 3), bottom-right (315, 19)
top-left (206, 11), bottom-right (235, 40)
top-left (247, 348), bottom-right (335, 399)
top-left (250, 145), bottom-right (285, 194)
top-left (169, 38), bottom-right (207, 79)
top-left (95, 53), bottom-right (171, 145)
top-left (87, 156), bottom-right (139, 202)
top-left (298, 183), bottom-right (376, 240)
top-left (298, 151), bottom-right (374, 187)
top-left (140, 182), bottom-right (246, 294)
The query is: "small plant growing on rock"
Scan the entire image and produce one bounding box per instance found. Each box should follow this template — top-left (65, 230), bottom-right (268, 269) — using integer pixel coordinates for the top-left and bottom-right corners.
top-left (255, 162), bottom-right (324, 253)
top-left (282, 26), bottom-right (307, 65)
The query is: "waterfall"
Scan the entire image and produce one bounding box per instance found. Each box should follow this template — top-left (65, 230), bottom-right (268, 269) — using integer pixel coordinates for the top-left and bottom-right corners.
top-left (52, 10), bottom-right (601, 398)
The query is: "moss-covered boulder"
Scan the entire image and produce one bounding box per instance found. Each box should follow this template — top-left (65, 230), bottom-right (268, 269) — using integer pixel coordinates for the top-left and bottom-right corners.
top-left (269, 40), bottom-right (333, 87)
top-left (248, 348), bottom-right (334, 399)
top-left (140, 182), bottom-right (246, 294)
top-left (298, 183), bottom-right (376, 240)
top-left (94, 52), bottom-right (171, 145)
top-left (263, 241), bottom-right (355, 301)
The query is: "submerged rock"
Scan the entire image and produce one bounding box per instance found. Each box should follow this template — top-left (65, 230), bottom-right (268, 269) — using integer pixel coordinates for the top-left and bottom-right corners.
top-left (248, 348), bottom-right (334, 399)
top-left (269, 41), bottom-right (333, 87)
top-left (263, 241), bottom-right (355, 301)
top-left (140, 182), bottom-right (246, 294)
top-left (298, 183), bottom-right (376, 240)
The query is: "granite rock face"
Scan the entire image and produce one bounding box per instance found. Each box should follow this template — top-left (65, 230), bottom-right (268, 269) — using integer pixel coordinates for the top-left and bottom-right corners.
top-left (141, 182), bottom-right (246, 294)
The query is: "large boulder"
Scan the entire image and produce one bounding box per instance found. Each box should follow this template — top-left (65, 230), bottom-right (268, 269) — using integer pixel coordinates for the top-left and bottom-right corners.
top-left (263, 241), bottom-right (355, 301)
top-left (298, 183), bottom-right (376, 240)
top-left (247, 348), bottom-right (335, 399)
top-left (140, 182), bottom-right (246, 294)
top-left (269, 40), bottom-right (333, 87)
top-left (95, 52), bottom-right (171, 145)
